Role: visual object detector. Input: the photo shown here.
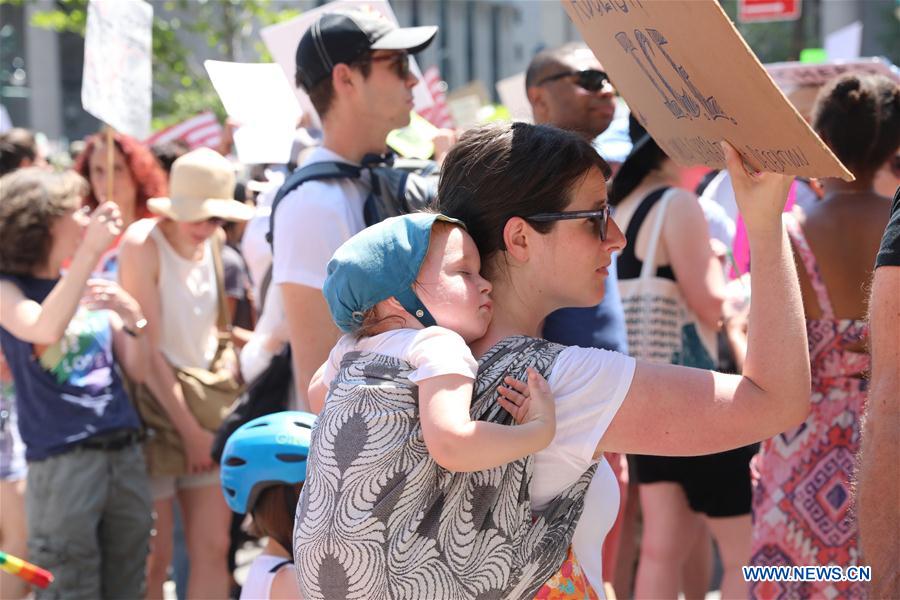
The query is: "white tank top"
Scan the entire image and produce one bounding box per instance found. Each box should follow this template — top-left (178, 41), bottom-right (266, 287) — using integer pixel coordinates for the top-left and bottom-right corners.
top-left (149, 223), bottom-right (218, 369)
top-left (240, 554), bottom-right (295, 600)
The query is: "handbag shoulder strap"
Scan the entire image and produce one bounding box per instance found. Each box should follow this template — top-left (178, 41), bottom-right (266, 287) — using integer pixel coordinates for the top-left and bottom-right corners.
top-left (618, 187), bottom-right (667, 280)
top-left (209, 232), bottom-right (232, 332)
top-left (640, 188), bottom-right (677, 280)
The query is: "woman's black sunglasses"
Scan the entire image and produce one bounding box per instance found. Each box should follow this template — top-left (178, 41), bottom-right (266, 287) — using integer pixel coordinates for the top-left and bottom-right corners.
top-left (525, 206), bottom-right (610, 241)
top-left (537, 69), bottom-right (610, 92)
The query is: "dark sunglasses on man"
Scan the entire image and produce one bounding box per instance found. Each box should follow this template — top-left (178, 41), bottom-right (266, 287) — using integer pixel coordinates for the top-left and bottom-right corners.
top-left (356, 51), bottom-right (412, 80)
top-left (525, 205), bottom-right (611, 241)
top-left (537, 69), bottom-right (610, 93)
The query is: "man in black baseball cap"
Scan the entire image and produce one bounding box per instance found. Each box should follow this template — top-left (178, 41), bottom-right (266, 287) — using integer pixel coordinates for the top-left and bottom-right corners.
top-left (272, 10), bottom-right (438, 407)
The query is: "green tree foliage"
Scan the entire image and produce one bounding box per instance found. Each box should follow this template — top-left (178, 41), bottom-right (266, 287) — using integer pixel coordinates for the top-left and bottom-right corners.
top-left (19, 0), bottom-right (299, 130)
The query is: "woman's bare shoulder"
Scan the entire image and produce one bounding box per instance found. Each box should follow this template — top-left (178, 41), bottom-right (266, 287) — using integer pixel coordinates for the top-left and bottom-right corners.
top-left (120, 218), bottom-right (158, 252)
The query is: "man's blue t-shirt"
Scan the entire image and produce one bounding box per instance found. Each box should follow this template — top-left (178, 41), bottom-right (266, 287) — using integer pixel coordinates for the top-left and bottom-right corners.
top-left (542, 258), bottom-right (629, 354)
top-left (0, 274), bottom-right (140, 461)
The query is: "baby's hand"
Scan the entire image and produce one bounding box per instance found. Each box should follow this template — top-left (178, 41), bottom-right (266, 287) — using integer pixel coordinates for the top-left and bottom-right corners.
top-left (497, 367), bottom-right (556, 440)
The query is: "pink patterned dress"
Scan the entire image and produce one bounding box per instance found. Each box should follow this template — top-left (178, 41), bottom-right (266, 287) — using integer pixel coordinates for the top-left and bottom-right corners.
top-left (749, 213), bottom-right (869, 600)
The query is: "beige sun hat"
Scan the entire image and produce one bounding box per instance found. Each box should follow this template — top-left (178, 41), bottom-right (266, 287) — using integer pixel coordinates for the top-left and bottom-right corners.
top-left (147, 147), bottom-right (254, 222)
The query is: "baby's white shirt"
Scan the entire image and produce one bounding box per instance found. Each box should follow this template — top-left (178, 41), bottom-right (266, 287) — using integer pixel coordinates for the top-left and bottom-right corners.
top-left (322, 326), bottom-right (478, 388)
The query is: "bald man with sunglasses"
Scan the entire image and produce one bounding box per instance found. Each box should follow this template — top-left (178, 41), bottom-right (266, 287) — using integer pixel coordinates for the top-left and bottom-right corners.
top-left (526, 43), bottom-right (617, 144)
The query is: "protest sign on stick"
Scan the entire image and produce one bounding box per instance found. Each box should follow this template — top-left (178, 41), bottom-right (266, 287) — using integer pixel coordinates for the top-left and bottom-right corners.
top-left (205, 60), bottom-right (301, 164)
top-left (82, 0), bottom-right (153, 140)
top-left (261, 0), bottom-right (434, 128)
top-left (562, 0), bottom-right (853, 180)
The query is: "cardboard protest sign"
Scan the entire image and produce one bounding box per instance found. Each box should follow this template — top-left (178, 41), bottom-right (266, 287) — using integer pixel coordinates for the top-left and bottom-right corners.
top-left (446, 80), bottom-right (491, 131)
top-left (496, 73), bottom-right (533, 123)
top-left (205, 60), bottom-right (301, 164)
top-left (81, 0), bottom-right (153, 139)
top-left (562, 0), bottom-right (853, 180)
top-left (446, 95), bottom-right (483, 131)
top-left (261, 0), bottom-right (434, 128)
top-left (447, 80), bottom-right (491, 107)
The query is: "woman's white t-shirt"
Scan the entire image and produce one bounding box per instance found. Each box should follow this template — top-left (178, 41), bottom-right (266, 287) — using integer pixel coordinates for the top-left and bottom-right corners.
top-left (573, 458), bottom-right (621, 597)
top-left (534, 345), bottom-right (635, 597)
top-left (323, 330), bottom-right (636, 596)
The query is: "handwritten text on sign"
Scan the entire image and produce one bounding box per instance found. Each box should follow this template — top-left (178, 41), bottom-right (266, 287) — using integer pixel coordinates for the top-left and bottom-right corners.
top-left (81, 0), bottom-right (153, 139)
top-left (563, 0), bottom-right (852, 180)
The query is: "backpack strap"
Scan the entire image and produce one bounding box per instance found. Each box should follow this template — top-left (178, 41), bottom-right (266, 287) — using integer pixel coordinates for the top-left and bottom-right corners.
top-left (266, 161), bottom-right (362, 248)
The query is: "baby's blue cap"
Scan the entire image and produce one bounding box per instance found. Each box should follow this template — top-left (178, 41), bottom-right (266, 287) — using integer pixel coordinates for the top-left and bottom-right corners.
top-left (323, 212), bottom-right (465, 333)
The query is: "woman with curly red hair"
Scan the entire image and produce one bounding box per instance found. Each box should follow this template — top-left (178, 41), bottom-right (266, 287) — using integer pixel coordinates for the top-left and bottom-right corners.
top-left (73, 131), bottom-right (168, 278)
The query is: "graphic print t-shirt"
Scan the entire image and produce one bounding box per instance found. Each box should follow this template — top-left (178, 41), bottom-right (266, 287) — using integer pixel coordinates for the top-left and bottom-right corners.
top-left (0, 274), bottom-right (139, 461)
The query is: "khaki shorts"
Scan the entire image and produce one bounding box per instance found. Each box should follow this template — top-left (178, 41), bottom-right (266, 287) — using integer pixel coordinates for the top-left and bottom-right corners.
top-left (149, 468), bottom-right (220, 501)
top-left (27, 443), bottom-right (152, 599)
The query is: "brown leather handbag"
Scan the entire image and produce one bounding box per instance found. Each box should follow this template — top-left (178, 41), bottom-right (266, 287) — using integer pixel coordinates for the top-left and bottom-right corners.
top-left (130, 236), bottom-right (243, 477)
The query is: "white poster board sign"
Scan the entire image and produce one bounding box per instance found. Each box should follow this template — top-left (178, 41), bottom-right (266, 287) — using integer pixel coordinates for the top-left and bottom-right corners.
top-left (825, 21), bottom-right (863, 61)
top-left (563, 0), bottom-right (852, 180)
top-left (261, 0), bottom-right (434, 128)
top-left (81, 0), bottom-right (153, 139)
top-left (496, 72), bottom-right (533, 123)
top-left (205, 60), bottom-right (301, 164)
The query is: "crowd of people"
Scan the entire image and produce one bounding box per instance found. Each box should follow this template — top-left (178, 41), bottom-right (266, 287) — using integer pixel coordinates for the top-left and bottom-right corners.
top-left (0, 8), bottom-right (898, 600)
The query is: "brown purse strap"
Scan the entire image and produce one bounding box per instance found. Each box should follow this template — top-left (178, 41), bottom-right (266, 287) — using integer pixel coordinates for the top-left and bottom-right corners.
top-left (209, 231), bottom-right (232, 333)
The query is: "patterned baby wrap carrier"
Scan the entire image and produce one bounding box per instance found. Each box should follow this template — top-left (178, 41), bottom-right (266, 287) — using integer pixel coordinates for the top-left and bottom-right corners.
top-left (294, 336), bottom-right (597, 600)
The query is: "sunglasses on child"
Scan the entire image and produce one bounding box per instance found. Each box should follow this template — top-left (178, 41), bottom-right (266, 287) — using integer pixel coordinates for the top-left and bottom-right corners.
top-left (525, 205), bottom-right (610, 241)
top-left (537, 69), bottom-right (610, 92)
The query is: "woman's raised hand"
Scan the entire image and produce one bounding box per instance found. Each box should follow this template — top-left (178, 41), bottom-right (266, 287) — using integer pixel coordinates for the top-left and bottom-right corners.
top-left (721, 141), bottom-right (794, 235)
top-left (83, 201), bottom-right (124, 255)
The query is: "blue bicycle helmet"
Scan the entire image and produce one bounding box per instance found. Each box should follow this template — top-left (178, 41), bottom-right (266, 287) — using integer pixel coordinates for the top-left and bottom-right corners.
top-left (220, 411), bottom-right (316, 514)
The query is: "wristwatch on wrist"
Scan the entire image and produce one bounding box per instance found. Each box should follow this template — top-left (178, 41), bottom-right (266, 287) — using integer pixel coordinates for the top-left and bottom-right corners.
top-left (123, 317), bottom-right (148, 338)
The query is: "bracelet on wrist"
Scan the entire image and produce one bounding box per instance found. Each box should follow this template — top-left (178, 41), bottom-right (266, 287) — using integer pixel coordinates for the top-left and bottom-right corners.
top-left (123, 317), bottom-right (148, 338)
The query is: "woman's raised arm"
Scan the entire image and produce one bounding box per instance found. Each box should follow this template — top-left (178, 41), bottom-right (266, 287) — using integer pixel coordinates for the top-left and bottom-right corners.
top-left (598, 142), bottom-right (810, 457)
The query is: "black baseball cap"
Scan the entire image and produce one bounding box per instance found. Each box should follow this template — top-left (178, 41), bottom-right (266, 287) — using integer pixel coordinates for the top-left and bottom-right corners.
top-left (295, 10), bottom-right (438, 90)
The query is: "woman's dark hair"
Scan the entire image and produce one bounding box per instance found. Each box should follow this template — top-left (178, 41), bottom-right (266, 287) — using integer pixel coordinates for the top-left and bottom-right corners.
top-left (249, 482), bottom-right (303, 558)
top-left (0, 128), bottom-right (38, 176)
top-left (607, 116), bottom-right (668, 205)
top-left (438, 122), bottom-right (610, 272)
top-left (0, 168), bottom-right (88, 275)
top-left (812, 73), bottom-right (900, 175)
top-left (72, 130), bottom-right (167, 217)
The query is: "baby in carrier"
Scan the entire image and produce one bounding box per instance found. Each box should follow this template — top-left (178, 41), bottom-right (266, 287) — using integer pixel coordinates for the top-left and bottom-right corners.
top-left (294, 213), bottom-right (562, 599)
